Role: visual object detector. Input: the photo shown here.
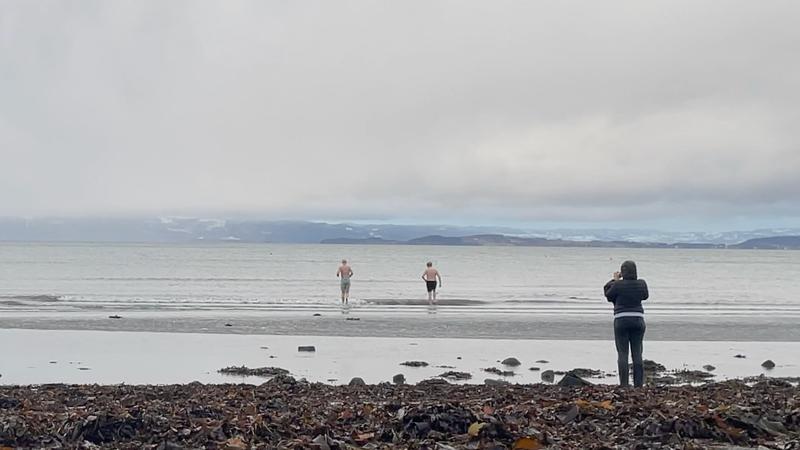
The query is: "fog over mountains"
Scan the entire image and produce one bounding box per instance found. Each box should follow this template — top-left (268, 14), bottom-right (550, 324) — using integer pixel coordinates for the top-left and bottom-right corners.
top-left (0, 217), bottom-right (797, 246)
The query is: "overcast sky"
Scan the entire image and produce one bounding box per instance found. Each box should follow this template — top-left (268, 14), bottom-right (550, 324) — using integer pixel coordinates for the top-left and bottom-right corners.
top-left (1, 1), bottom-right (799, 230)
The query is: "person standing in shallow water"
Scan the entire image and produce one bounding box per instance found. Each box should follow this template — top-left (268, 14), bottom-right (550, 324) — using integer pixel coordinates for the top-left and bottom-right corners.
top-left (337, 259), bottom-right (353, 305)
top-left (604, 260), bottom-right (649, 387)
top-left (422, 261), bottom-right (442, 305)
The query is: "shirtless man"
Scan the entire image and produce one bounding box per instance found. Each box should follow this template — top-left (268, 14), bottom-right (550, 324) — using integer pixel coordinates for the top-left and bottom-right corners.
top-left (336, 259), bottom-right (353, 304)
top-left (421, 261), bottom-right (442, 304)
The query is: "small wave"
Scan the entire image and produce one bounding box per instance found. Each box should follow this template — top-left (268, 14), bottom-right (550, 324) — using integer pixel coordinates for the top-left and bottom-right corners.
top-left (365, 298), bottom-right (487, 306)
top-left (0, 294), bottom-right (61, 302)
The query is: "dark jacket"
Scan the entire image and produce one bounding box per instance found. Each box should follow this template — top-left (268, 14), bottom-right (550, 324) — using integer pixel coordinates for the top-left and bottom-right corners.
top-left (604, 260), bottom-right (649, 316)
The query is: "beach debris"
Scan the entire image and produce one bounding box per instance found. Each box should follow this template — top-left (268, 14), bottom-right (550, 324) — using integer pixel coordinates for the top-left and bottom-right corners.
top-left (438, 371), bottom-right (472, 381)
top-left (400, 361), bottom-right (429, 367)
top-left (49, 361), bottom-right (57, 364)
top-left (483, 367), bottom-right (515, 377)
top-left (224, 323), bottom-right (233, 327)
top-left (734, 354), bottom-right (747, 358)
top-left (502, 357), bottom-right (521, 367)
top-left (529, 367), bottom-right (540, 371)
top-left (348, 377), bottom-right (366, 386)
top-left (2, 380), bottom-right (800, 448)
top-left (392, 374), bottom-right (406, 384)
top-left (312, 313), bottom-right (321, 316)
top-left (557, 404), bottom-right (580, 424)
top-left (762, 359), bottom-right (776, 369)
top-left (77, 367), bottom-right (91, 371)
top-left (297, 345), bottom-right (316, 352)
top-left (418, 378), bottom-right (450, 386)
top-left (224, 437), bottom-right (247, 450)
top-left (217, 366), bottom-right (289, 377)
top-left (108, 315), bottom-right (122, 319)
top-left (512, 437), bottom-right (544, 450)
top-left (703, 364), bottom-right (716, 371)
top-left (436, 365), bottom-right (456, 369)
top-left (457, 356), bottom-right (462, 360)
top-left (672, 370), bottom-right (715, 383)
top-left (259, 346), bottom-right (269, 349)
top-left (557, 372), bottom-right (593, 387)
top-left (345, 317), bottom-right (360, 321)
top-left (535, 359), bottom-right (549, 363)
top-left (541, 370), bottom-right (555, 382)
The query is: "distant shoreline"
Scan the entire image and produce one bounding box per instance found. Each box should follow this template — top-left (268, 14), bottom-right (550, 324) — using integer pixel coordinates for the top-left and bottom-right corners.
top-left (321, 234), bottom-right (800, 250)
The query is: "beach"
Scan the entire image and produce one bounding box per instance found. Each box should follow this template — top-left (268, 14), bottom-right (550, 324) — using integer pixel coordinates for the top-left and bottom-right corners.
top-left (2, 243), bottom-right (800, 448)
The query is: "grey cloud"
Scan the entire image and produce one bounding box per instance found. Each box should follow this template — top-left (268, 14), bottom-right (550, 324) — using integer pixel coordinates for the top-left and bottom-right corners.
top-left (1, 1), bottom-right (799, 226)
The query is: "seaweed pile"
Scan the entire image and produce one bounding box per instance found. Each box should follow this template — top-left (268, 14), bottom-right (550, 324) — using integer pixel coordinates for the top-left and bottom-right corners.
top-left (1, 377), bottom-right (798, 449)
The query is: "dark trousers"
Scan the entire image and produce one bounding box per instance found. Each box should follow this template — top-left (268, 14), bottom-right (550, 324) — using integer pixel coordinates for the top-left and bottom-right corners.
top-left (614, 316), bottom-right (646, 387)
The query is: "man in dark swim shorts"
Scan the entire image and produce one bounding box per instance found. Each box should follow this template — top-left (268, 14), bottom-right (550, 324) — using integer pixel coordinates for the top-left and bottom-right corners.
top-left (421, 261), bottom-right (442, 305)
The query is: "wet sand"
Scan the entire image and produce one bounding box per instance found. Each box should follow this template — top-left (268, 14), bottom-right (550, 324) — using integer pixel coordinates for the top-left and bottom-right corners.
top-left (1, 329), bottom-right (797, 386)
top-left (3, 308), bottom-right (800, 341)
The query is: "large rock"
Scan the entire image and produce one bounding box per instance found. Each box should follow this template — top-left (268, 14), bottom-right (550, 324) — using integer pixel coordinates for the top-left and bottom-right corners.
top-left (761, 359), bottom-right (776, 369)
top-left (557, 371), bottom-right (593, 387)
top-left (392, 374), bottom-right (406, 384)
top-left (570, 368), bottom-right (602, 378)
top-left (541, 370), bottom-right (555, 383)
top-left (638, 359), bottom-right (666, 373)
top-left (348, 377), bottom-right (366, 386)
top-left (298, 346), bottom-right (316, 352)
top-left (501, 357), bottom-right (521, 367)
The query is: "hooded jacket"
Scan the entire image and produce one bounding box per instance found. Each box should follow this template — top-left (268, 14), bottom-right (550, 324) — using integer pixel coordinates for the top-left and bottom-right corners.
top-left (604, 260), bottom-right (649, 317)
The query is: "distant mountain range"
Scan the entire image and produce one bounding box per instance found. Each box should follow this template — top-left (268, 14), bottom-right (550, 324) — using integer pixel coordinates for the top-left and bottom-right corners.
top-left (324, 234), bottom-right (728, 249)
top-left (324, 234), bottom-right (800, 249)
top-left (1, 217), bottom-right (799, 249)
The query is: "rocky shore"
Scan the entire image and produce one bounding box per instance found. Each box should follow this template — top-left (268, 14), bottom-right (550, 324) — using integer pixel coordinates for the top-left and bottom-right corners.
top-left (1, 377), bottom-right (798, 449)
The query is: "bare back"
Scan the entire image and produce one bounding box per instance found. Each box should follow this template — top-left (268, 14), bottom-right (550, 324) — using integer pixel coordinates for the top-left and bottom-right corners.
top-left (423, 267), bottom-right (439, 281)
top-left (338, 264), bottom-right (353, 280)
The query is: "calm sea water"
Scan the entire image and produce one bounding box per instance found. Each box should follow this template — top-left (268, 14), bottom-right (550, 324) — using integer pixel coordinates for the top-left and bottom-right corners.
top-left (1, 242), bottom-right (800, 319)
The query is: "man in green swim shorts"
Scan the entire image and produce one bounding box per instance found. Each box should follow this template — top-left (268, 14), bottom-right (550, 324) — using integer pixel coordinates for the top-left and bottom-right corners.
top-left (336, 259), bottom-right (354, 304)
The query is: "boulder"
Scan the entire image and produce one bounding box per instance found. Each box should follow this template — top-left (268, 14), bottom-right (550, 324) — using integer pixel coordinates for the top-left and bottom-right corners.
top-left (541, 370), bottom-right (555, 382)
top-left (348, 377), bottom-right (366, 386)
top-left (298, 346), bottom-right (316, 352)
top-left (392, 374), bottom-right (406, 384)
top-left (557, 371), bottom-right (593, 387)
top-left (703, 364), bottom-right (716, 371)
top-left (639, 360), bottom-right (666, 373)
top-left (501, 357), bottom-right (521, 367)
top-left (570, 368), bottom-right (602, 378)
top-left (761, 359), bottom-right (776, 369)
